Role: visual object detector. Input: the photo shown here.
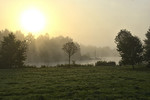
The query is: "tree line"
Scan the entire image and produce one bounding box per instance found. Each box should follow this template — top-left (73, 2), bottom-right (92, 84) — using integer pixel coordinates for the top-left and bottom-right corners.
top-left (0, 32), bottom-right (79, 68)
top-left (0, 30), bottom-right (81, 68)
top-left (0, 29), bottom-right (118, 68)
top-left (1, 28), bottom-right (150, 68)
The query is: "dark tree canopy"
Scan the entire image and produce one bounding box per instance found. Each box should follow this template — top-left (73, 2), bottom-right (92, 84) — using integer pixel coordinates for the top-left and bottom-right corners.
top-left (0, 33), bottom-right (27, 68)
top-left (115, 29), bottom-right (143, 69)
top-left (62, 41), bottom-right (79, 65)
top-left (144, 28), bottom-right (150, 65)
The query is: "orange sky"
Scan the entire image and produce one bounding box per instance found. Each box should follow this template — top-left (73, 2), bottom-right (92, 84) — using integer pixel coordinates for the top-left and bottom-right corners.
top-left (0, 0), bottom-right (150, 47)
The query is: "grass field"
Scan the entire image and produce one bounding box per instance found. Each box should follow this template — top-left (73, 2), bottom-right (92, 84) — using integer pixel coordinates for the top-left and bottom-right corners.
top-left (0, 66), bottom-right (150, 100)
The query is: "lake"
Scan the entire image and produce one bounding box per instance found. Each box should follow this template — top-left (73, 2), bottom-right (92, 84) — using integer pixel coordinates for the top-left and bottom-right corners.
top-left (26, 57), bottom-right (121, 67)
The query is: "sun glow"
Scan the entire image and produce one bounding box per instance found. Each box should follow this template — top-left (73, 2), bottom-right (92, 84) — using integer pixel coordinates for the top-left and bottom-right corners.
top-left (20, 8), bottom-right (46, 33)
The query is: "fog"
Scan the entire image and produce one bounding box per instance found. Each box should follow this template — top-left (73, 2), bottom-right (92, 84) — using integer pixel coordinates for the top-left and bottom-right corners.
top-left (0, 0), bottom-right (150, 48)
top-left (0, 29), bottom-right (119, 66)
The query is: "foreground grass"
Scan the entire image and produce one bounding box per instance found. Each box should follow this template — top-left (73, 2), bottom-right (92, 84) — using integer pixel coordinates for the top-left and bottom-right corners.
top-left (0, 66), bottom-right (150, 100)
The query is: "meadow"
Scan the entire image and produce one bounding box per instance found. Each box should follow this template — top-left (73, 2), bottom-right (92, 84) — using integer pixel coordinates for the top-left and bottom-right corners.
top-left (0, 66), bottom-right (150, 100)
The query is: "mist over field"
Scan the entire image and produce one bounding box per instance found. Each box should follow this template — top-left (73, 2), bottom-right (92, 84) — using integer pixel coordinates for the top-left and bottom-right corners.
top-left (0, 29), bottom-right (119, 66)
top-left (0, 1), bottom-right (150, 100)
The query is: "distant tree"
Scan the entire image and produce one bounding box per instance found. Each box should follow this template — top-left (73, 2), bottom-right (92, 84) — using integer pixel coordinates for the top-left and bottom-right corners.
top-left (62, 41), bottom-right (79, 66)
top-left (144, 28), bottom-right (150, 66)
top-left (0, 33), bottom-right (27, 68)
top-left (115, 29), bottom-right (143, 69)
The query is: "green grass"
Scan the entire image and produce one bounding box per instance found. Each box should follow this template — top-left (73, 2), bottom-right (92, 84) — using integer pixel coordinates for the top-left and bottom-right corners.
top-left (0, 66), bottom-right (150, 100)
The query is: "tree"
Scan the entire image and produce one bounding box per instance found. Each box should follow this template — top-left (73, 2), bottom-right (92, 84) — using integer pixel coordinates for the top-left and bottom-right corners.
top-left (144, 28), bottom-right (150, 66)
top-left (115, 29), bottom-right (143, 69)
top-left (0, 33), bottom-right (27, 68)
top-left (62, 41), bottom-right (79, 66)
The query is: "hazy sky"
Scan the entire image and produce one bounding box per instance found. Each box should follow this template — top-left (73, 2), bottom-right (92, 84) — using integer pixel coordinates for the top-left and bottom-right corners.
top-left (0, 0), bottom-right (150, 47)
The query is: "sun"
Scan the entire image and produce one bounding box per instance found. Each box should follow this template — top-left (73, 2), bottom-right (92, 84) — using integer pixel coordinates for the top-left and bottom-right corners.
top-left (20, 8), bottom-right (46, 33)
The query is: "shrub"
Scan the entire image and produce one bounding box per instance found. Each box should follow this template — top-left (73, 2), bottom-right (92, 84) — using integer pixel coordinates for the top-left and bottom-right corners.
top-left (41, 65), bottom-right (48, 68)
top-left (24, 65), bottom-right (36, 68)
top-left (95, 61), bottom-right (116, 66)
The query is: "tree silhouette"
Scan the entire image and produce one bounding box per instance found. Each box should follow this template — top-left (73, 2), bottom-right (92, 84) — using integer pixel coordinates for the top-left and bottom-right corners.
top-left (0, 33), bottom-right (27, 68)
top-left (62, 41), bottom-right (79, 66)
top-left (144, 28), bottom-right (150, 66)
top-left (115, 29), bottom-right (143, 69)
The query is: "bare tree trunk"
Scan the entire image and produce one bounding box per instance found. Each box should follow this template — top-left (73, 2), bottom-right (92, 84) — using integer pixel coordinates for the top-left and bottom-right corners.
top-left (69, 55), bottom-right (70, 66)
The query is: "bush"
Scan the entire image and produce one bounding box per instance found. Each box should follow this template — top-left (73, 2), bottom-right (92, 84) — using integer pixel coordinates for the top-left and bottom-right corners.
top-left (41, 65), bottom-right (49, 68)
top-left (24, 65), bottom-right (36, 68)
top-left (95, 61), bottom-right (116, 66)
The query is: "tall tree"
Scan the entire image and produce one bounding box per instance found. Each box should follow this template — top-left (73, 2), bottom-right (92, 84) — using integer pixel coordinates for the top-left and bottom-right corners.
top-left (115, 29), bottom-right (143, 69)
top-left (0, 33), bottom-right (27, 68)
top-left (62, 41), bottom-right (79, 66)
top-left (144, 28), bottom-right (150, 66)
